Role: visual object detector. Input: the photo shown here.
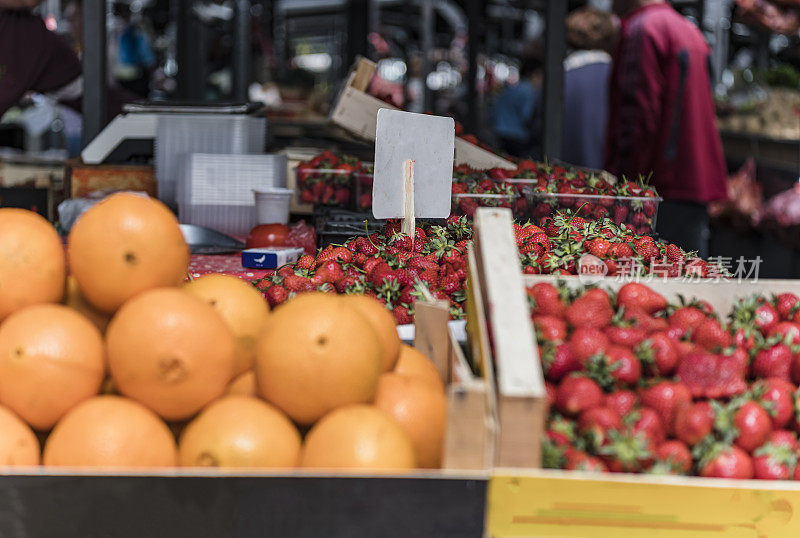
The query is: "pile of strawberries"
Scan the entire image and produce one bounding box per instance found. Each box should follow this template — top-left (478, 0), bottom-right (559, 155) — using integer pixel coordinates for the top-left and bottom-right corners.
top-left (514, 211), bottom-right (710, 278)
top-left (253, 216), bottom-right (472, 324)
top-left (296, 151), bottom-right (371, 208)
top-left (533, 280), bottom-right (800, 480)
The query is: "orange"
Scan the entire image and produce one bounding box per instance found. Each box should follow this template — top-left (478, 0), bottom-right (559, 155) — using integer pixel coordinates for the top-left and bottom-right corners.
top-left (341, 294), bottom-right (400, 372)
top-left (393, 344), bottom-right (445, 393)
top-left (67, 193), bottom-right (189, 313)
top-left (0, 208), bottom-right (65, 322)
top-left (0, 304), bottom-right (104, 430)
top-left (301, 404), bottom-right (416, 471)
top-left (227, 371), bottom-right (256, 397)
top-left (43, 395), bottom-right (177, 468)
top-left (255, 293), bottom-right (382, 425)
top-left (63, 275), bottom-right (112, 335)
top-left (374, 373), bottom-right (447, 468)
top-left (178, 395), bottom-right (301, 469)
top-left (0, 405), bottom-right (40, 466)
top-left (106, 288), bottom-right (236, 421)
top-left (184, 274), bottom-right (269, 376)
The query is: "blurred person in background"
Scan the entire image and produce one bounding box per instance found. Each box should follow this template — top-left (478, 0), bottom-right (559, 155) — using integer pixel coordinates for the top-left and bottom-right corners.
top-left (562, 7), bottom-right (617, 170)
top-left (491, 55), bottom-right (543, 158)
top-left (605, 0), bottom-right (727, 257)
top-left (0, 0), bottom-right (133, 121)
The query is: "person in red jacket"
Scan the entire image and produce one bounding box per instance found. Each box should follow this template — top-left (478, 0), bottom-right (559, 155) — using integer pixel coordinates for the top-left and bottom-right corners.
top-left (605, 0), bottom-right (727, 257)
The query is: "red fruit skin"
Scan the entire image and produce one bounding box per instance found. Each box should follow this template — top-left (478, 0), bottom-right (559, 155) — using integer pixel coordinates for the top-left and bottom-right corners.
top-left (555, 376), bottom-right (603, 416)
top-left (701, 446), bottom-right (754, 479)
top-left (568, 327), bottom-right (609, 363)
top-left (669, 307), bottom-right (707, 331)
top-left (677, 351), bottom-right (747, 399)
top-left (633, 408), bottom-right (666, 446)
top-left (616, 283), bottom-right (667, 315)
top-left (752, 445), bottom-right (794, 480)
top-left (754, 378), bottom-right (796, 429)
top-left (622, 305), bottom-right (669, 333)
top-left (752, 344), bottom-right (793, 381)
top-left (734, 402), bottom-right (773, 453)
top-left (674, 402), bottom-right (714, 446)
top-left (693, 318), bottom-right (731, 351)
top-left (605, 326), bottom-right (647, 349)
top-left (564, 449), bottom-right (608, 472)
top-left (776, 293), bottom-right (800, 321)
top-left (723, 347), bottom-right (749, 378)
top-left (545, 382), bottom-right (557, 407)
top-left (768, 429), bottom-right (798, 450)
top-left (578, 407), bottom-right (623, 447)
top-left (640, 381), bottom-right (692, 436)
top-left (755, 302), bottom-right (780, 333)
top-left (655, 440), bottom-right (692, 473)
top-left (605, 346), bottom-right (642, 385)
top-left (640, 332), bottom-right (679, 376)
top-left (531, 283), bottom-right (566, 317)
top-left (565, 295), bottom-right (614, 329)
top-left (544, 343), bottom-right (583, 382)
top-left (604, 390), bottom-right (638, 418)
top-left (769, 321), bottom-right (800, 345)
top-left (533, 315), bottom-right (568, 342)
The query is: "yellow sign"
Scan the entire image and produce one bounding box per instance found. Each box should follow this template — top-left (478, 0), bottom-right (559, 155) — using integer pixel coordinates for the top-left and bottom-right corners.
top-left (488, 471), bottom-right (800, 537)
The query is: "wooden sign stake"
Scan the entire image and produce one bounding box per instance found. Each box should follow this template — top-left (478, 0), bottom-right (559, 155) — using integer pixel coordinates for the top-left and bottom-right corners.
top-left (401, 159), bottom-right (416, 240)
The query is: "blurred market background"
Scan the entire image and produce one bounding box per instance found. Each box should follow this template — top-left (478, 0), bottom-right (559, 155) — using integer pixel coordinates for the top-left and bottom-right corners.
top-left (1, 0), bottom-right (800, 276)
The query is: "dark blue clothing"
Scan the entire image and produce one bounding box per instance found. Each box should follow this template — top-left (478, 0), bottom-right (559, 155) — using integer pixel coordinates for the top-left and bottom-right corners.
top-left (492, 80), bottom-right (540, 143)
top-left (562, 51), bottom-right (611, 169)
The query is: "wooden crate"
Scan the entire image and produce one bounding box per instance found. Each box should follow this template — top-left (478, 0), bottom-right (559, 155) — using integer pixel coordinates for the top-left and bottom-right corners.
top-left (470, 208), bottom-right (546, 468)
top-left (413, 298), bottom-right (496, 471)
top-left (330, 58), bottom-right (516, 171)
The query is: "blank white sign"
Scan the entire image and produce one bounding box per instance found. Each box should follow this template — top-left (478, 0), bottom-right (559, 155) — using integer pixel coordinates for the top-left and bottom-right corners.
top-left (372, 109), bottom-right (455, 219)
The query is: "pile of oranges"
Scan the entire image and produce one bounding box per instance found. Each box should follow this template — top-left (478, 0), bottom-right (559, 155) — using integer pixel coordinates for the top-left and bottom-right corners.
top-left (0, 193), bottom-right (447, 471)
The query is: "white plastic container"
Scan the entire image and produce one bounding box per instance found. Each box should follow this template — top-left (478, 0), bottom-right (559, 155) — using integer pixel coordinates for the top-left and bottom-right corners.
top-left (177, 153), bottom-right (287, 236)
top-left (253, 188), bottom-right (292, 225)
top-left (156, 114), bottom-right (266, 206)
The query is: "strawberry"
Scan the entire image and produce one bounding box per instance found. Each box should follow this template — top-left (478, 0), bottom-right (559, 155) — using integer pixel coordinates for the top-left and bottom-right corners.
top-left (568, 326), bottom-right (609, 363)
top-left (356, 236), bottom-right (380, 256)
top-left (636, 242), bottom-right (659, 262)
top-left (665, 244), bottom-right (684, 264)
top-left (604, 390), bottom-right (638, 418)
top-left (769, 429), bottom-right (799, 450)
top-left (752, 343), bottom-right (793, 381)
top-left (636, 332), bottom-right (679, 376)
top-left (392, 304), bottom-right (413, 325)
top-left (334, 188), bottom-right (350, 205)
top-left (752, 442), bottom-right (797, 480)
top-left (358, 193), bottom-right (372, 209)
top-left (776, 292), bottom-right (800, 321)
top-left (564, 448), bottom-right (608, 472)
top-left (368, 262), bottom-right (393, 287)
top-left (612, 205), bottom-right (629, 225)
top-left (283, 274), bottom-right (314, 293)
top-left (604, 326), bottom-right (646, 348)
top-left (315, 260), bottom-right (346, 284)
top-left (677, 351), bottom-right (747, 399)
top-left (390, 232), bottom-right (413, 251)
top-left (669, 306), bottom-right (707, 331)
top-left (631, 407), bottom-right (666, 446)
top-left (622, 305), bottom-right (669, 333)
top-left (616, 283), bottom-right (667, 315)
top-left (726, 401), bottom-right (772, 453)
top-left (753, 378), bottom-right (796, 429)
top-left (264, 286), bottom-right (289, 308)
top-left (692, 317), bottom-right (731, 351)
top-left (440, 275), bottom-right (463, 295)
top-left (555, 375), bottom-right (603, 416)
top-left (295, 255), bottom-right (315, 271)
top-left (565, 293), bottom-right (613, 329)
top-left (586, 238), bottom-right (611, 258)
top-left (684, 258), bottom-right (709, 278)
top-left (699, 444), bottom-right (753, 479)
top-left (754, 300), bottom-right (780, 333)
top-left (315, 246), bottom-right (353, 267)
top-left (674, 401), bottom-right (714, 446)
top-left (598, 430), bottom-right (652, 473)
top-left (578, 406), bottom-right (622, 449)
top-left (653, 440), bottom-right (692, 474)
top-left (604, 345), bottom-right (642, 385)
top-left (639, 381), bottom-right (691, 435)
top-left (336, 275), bottom-right (366, 294)
top-left (768, 321), bottom-right (800, 345)
top-left (529, 283), bottom-right (566, 317)
top-left (277, 265), bottom-right (295, 278)
top-left (541, 342), bottom-right (582, 382)
top-left (607, 242), bottom-right (633, 259)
